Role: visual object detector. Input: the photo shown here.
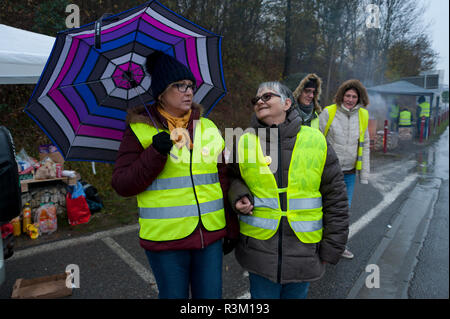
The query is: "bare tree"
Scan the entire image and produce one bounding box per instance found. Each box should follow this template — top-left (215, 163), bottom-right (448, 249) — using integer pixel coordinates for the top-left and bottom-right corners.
top-left (282, 0), bottom-right (292, 79)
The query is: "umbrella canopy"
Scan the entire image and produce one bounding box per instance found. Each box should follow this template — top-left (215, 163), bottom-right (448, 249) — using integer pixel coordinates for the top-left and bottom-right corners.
top-left (25, 0), bottom-right (226, 163)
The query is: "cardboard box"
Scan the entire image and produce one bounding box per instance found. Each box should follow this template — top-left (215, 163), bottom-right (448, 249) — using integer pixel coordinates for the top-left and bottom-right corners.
top-left (39, 151), bottom-right (65, 165)
top-left (11, 273), bottom-right (72, 299)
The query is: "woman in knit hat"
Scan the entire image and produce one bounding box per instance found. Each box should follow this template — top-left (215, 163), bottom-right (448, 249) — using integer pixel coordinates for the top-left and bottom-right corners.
top-left (112, 51), bottom-right (238, 299)
top-left (293, 73), bottom-right (323, 129)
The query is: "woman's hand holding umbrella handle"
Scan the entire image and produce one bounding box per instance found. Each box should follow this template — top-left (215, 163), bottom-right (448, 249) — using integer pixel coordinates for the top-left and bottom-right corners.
top-left (235, 196), bottom-right (253, 215)
top-left (152, 131), bottom-right (173, 155)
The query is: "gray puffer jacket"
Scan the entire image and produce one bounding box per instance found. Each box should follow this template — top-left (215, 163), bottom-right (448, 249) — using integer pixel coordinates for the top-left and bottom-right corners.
top-left (228, 107), bottom-right (349, 284)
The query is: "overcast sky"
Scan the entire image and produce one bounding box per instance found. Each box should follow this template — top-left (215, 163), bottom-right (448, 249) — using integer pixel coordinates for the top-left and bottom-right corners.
top-left (422, 0), bottom-right (449, 85)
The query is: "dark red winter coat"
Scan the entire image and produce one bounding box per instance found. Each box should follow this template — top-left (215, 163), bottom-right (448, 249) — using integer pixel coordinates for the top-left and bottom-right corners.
top-left (111, 103), bottom-right (238, 252)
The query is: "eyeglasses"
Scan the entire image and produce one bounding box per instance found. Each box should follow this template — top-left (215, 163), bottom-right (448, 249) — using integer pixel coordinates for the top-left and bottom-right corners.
top-left (251, 92), bottom-right (281, 105)
top-left (173, 83), bottom-right (196, 93)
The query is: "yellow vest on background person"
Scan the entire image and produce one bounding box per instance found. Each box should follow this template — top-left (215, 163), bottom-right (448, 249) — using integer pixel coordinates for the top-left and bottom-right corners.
top-left (419, 102), bottom-right (430, 118)
top-left (323, 104), bottom-right (369, 170)
top-left (399, 110), bottom-right (412, 126)
top-left (237, 126), bottom-right (327, 243)
top-left (389, 104), bottom-right (399, 118)
top-left (130, 118), bottom-right (226, 242)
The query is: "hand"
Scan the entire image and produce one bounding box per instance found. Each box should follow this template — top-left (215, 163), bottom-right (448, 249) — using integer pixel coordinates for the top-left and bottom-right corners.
top-left (235, 196), bottom-right (253, 215)
top-left (152, 131), bottom-right (173, 155)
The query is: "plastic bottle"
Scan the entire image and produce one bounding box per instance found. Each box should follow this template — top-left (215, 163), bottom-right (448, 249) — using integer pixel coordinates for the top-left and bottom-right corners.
top-left (22, 203), bottom-right (32, 233)
top-left (11, 217), bottom-right (21, 236)
top-left (39, 207), bottom-right (49, 232)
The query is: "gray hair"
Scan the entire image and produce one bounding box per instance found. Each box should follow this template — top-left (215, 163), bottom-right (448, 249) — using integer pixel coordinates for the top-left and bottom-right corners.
top-left (257, 81), bottom-right (295, 107)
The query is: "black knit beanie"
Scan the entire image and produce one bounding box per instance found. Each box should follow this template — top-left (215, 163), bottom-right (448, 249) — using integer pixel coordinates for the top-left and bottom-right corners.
top-left (304, 78), bottom-right (317, 90)
top-left (145, 50), bottom-right (196, 100)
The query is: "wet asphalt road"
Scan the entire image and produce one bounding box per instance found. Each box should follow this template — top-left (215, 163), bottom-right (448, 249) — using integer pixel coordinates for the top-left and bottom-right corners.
top-left (408, 127), bottom-right (449, 299)
top-left (0, 128), bottom-right (448, 300)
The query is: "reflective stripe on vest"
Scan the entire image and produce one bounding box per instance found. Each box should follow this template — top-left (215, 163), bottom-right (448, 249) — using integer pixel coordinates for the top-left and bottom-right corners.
top-left (324, 104), bottom-right (369, 170)
top-left (145, 173), bottom-right (219, 191)
top-left (238, 126), bottom-right (327, 243)
top-left (399, 110), bottom-right (412, 126)
top-left (130, 118), bottom-right (226, 241)
top-left (254, 197), bottom-right (279, 209)
top-left (240, 214), bottom-right (323, 233)
top-left (139, 198), bottom-right (224, 219)
top-left (290, 197), bottom-right (322, 210)
top-left (419, 102), bottom-right (430, 118)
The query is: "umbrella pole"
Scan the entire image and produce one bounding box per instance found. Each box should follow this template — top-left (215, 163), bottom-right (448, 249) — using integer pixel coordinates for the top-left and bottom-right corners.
top-left (131, 86), bottom-right (178, 160)
top-left (143, 104), bottom-right (160, 134)
top-left (130, 85), bottom-right (160, 134)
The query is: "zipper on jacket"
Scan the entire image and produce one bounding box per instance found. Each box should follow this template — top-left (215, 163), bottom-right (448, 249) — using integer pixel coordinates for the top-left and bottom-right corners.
top-left (276, 125), bottom-right (283, 284)
top-left (189, 147), bottom-right (204, 249)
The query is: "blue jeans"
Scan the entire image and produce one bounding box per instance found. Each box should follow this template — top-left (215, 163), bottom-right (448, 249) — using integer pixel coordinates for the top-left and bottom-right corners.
top-left (343, 173), bottom-right (356, 208)
top-left (249, 272), bottom-right (310, 299)
top-left (424, 117), bottom-right (429, 139)
top-left (145, 240), bottom-right (223, 299)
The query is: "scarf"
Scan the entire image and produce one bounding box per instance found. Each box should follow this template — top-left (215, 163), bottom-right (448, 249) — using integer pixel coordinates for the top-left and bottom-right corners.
top-left (298, 103), bottom-right (315, 125)
top-left (157, 105), bottom-right (193, 149)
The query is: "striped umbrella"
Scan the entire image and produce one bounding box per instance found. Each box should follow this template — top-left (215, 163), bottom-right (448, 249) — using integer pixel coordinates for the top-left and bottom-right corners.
top-left (25, 0), bottom-right (226, 163)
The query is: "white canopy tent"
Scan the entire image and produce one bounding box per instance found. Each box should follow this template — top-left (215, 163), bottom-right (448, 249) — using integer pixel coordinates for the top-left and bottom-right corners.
top-left (0, 24), bottom-right (55, 84)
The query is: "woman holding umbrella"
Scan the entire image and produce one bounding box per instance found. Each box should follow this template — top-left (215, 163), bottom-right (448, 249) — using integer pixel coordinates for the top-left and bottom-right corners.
top-left (112, 51), bottom-right (238, 299)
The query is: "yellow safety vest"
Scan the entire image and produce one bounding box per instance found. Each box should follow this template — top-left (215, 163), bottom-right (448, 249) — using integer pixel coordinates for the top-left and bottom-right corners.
top-left (399, 110), bottom-right (412, 126)
top-left (323, 104), bottom-right (369, 170)
top-left (311, 112), bottom-right (319, 130)
top-left (237, 126), bottom-right (327, 243)
top-left (419, 102), bottom-right (430, 118)
top-left (389, 104), bottom-right (399, 118)
top-left (299, 109), bottom-right (319, 130)
top-left (130, 118), bottom-right (226, 241)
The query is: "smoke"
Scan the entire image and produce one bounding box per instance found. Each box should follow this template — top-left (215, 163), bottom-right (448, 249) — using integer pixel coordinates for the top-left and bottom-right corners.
top-left (367, 92), bottom-right (391, 124)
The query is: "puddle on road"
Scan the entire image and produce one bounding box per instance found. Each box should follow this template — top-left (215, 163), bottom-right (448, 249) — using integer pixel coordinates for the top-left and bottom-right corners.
top-left (415, 127), bottom-right (449, 180)
top-left (415, 150), bottom-right (435, 175)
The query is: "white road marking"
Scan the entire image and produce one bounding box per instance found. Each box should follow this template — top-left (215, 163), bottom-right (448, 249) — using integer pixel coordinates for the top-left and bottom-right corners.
top-left (101, 237), bottom-right (157, 287)
top-left (370, 160), bottom-right (416, 193)
top-left (237, 271), bottom-right (251, 298)
top-left (348, 173), bottom-right (418, 240)
top-left (236, 170), bottom-right (418, 299)
top-left (237, 292), bottom-right (251, 299)
top-left (9, 160), bottom-right (419, 299)
top-left (10, 224), bottom-right (139, 260)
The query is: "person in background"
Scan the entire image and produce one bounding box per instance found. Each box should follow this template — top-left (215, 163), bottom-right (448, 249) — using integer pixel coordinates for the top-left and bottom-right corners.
top-left (319, 79), bottom-right (370, 260)
top-left (228, 81), bottom-right (349, 299)
top-left (388, 99), bottom-right (400, 132)
top-left (398, 107), bottom-right (414, 140)
top-left (292, 73), bottom-right (323, 129)
top-left (399, 107), bottom-right (413, 128)
top-left (417, 96), bottom-right (430, 139)
top-left (111, 51), bottom-right (238, 299)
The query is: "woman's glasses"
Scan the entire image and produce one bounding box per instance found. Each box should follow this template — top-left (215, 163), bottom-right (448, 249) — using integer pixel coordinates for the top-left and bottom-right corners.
top-left (173, 83), bottom-right (196, 93)
top-left (251, 92), bottom-right (281, 105)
